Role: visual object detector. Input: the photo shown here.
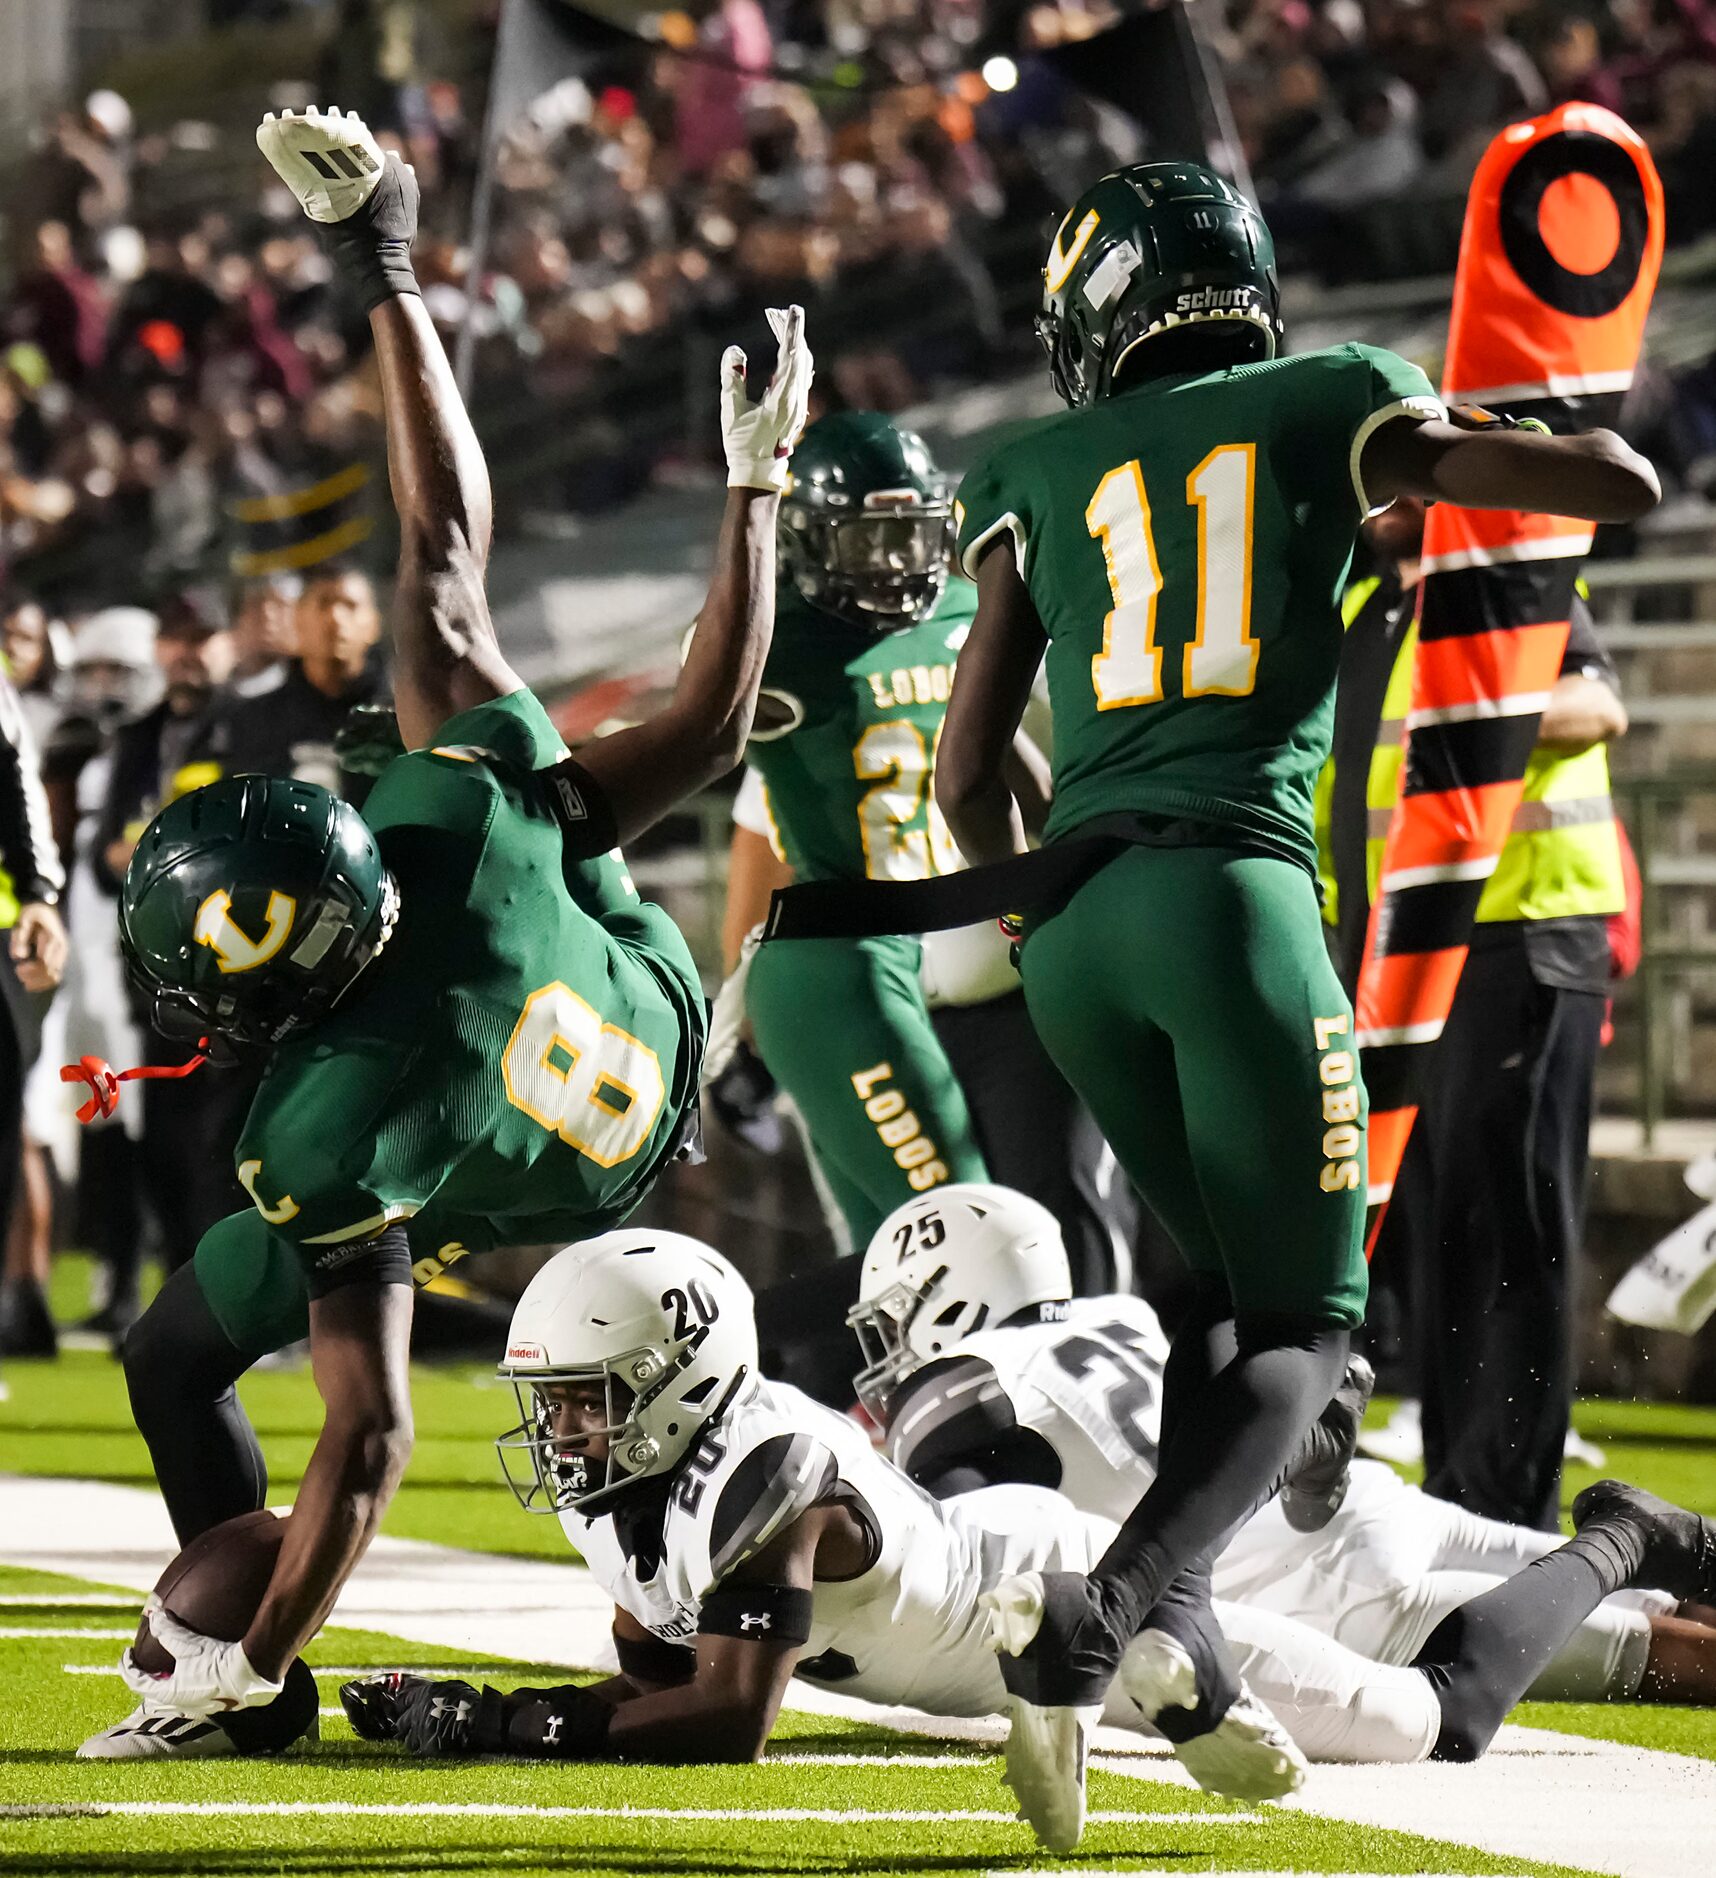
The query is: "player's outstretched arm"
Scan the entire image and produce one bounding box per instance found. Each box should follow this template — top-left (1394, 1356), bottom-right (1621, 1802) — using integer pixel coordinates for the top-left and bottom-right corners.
top-left (241, 1281), bottom-right (415, 1681)
top-left (1361, 410), bottom-right (1660, 523)
top-left (258, 107), bottom-right (521, 749)
top-left (574, 309), bottom-right (814, 847)
top-left (937, 542), bottom-right (1049, 865)
top-left (351, 1500), bottom-right (863, 1762)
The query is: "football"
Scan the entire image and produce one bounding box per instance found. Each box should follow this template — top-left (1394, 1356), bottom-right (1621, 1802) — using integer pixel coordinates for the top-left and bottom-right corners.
top-left (129, 1509), bottom-right (288, 1674)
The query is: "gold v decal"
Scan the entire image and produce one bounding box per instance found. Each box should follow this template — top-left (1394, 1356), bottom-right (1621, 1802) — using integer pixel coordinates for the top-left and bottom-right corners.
top-left (1045, 209), bottom-right (1101, 294)
top-left (194, 889), bottom-right (297, 974)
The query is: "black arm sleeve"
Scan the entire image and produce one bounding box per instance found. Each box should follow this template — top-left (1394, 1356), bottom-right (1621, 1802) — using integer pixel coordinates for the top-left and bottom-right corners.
top-left (886, 1357), bottom-right (1063, 1499)
top-left (1562, 594), bottom-right (1619, 687)
top-left (614, 1625), bottom-right (696, 1687)
top-left (0, 674), bottom-right (64, 904)
top-left (301, 1221), bottom-right (415, 1299)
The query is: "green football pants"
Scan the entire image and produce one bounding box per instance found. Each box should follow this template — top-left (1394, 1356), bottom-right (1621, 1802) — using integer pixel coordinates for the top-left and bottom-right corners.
top-left (747, 933), bottom-right (988, 1249)
top-left (1020, 845), bottom-right (1369, 1325)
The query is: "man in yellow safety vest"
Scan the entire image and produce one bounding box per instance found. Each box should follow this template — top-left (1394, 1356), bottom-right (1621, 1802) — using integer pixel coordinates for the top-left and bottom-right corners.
top-left (1317, 494), bottom-right (1628, 1530)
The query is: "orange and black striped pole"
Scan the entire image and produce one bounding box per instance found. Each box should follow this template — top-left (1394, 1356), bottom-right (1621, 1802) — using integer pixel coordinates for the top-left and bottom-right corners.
top-left (1356, 103), bottom-right (1664, 1251)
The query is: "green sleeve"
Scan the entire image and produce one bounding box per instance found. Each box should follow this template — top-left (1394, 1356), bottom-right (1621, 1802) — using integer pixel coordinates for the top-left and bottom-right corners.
top-left (955, 447), bottom-right (1032, 583)
top-left (233, 1051), bottom-right (435, 1260)
top-left (1344, 343), bottom-right (1446, 518)
top-left (422, 687), bottom-right (570, 770)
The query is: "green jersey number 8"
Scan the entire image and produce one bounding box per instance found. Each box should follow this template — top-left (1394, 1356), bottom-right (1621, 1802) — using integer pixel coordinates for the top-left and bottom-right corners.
top-left (1088, 443), bottom-right (1258, 710)
top-left (501, 981), bottom-right (667, 1169)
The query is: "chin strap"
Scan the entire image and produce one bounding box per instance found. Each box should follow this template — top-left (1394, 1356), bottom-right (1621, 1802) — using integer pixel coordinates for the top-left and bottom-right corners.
top-left (61, 1045), bottom-right (210, 1123)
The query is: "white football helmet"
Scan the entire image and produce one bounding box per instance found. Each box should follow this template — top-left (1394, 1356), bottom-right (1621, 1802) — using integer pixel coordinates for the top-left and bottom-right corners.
top-left (849, 1184), bottom-right (1072, 1417)
top-left (496, 1229), bottom-right (758, 1515)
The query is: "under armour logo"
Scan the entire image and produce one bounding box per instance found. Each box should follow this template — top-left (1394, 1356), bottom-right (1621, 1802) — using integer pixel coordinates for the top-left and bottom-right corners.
top-left (545, 1714), bottom-right (563, 1744)
top-left (430, 1696), bottom-right (472, 1723)
top-left (739, 1612), bottom-right (771, 1632)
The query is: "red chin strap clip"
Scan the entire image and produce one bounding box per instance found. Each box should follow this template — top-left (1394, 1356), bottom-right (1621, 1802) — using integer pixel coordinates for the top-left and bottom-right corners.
top-left (61, 1044), bottom-right (210, 1123)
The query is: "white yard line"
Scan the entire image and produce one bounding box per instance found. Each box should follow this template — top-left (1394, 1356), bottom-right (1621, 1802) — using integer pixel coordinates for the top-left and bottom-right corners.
top-left (0, 1801), bottom-right (1226, 1827)
top-left (6, 1473), bottom-right (1716, 1878)
top-left (0, 1594), bottom-right (138, 1607)
top-left (0, 1627), bottom-right (135, 1638)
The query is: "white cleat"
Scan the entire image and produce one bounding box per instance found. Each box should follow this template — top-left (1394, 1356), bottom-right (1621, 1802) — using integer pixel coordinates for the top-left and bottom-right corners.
top-left (257, 106), bottom-right (387, 224)
top-left (1121, 1628), bottom-right (1307, 1804)
top-left (77, 1701), bottom-right (319, 1760)
top-left (78, 1703), bottom-right (236, 1760)
top-left (982, 1572), bottom-right (1098, 1853)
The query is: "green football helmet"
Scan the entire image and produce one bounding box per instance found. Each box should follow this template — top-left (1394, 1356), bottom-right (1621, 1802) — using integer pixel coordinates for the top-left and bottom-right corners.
top-left (779, 412), bottom-right (954, 631)
top-left (120, 774), bottom-right (398, 1051)
top-left (1036, 161), bottom-right (1282, 408)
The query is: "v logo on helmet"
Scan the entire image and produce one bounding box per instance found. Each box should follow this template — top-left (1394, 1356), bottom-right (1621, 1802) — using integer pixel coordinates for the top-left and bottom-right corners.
top-left (1045, 209), bottom-right (1101, 294)
top-left (194, 889), bottom-right (297, 974)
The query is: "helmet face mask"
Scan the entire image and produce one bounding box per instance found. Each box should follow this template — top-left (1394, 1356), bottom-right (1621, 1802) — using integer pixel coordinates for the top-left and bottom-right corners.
top-left (780, 413), bottom-right (954, 632)
top-left (495, 1231), bottom-right (759, 1517)
top-left (850, 1184), bottom-right (1074, 1421)
top-left (1037, 162), bottom-right (1283, 410)
top-left (497, 1348), bottom-right (677, 1516)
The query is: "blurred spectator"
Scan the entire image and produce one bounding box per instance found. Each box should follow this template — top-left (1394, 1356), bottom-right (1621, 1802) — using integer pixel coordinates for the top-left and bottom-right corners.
top-left (2, 595), bottom-right (71, 745)
top-left (229, 573), bottom-right (302, 696)
top-left (93, 600), bottom-right (245, 1284)
top-left (0, 665), bottom-right (66, 1360)
top-left (208, 564), bottom-right (388, 803)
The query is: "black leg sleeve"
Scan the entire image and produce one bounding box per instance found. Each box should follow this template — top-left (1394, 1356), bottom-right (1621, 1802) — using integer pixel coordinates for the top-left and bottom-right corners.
top-left (931, 992), bottom-right (1137, 1295)
top-left (122, 1260), bottom-right (267, 1546)
top-left (1414, 1526), bottom-right (1643, 1761)
top-left (1092, 1310), bottom-right (1351, 1641)
top-left (753, 1254), bottom-right (867, 1409)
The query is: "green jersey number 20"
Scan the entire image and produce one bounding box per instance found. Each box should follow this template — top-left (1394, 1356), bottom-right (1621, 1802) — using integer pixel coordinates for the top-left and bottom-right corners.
top-left (1089, 442), bottom-right (1258, 710)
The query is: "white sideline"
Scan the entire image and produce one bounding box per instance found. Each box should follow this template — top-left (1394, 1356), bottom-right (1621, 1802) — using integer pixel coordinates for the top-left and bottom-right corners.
top-left (5, 1473), bottom-right (1716, 1878)
top-left (0, 1801), bottom-right (1222, 1827)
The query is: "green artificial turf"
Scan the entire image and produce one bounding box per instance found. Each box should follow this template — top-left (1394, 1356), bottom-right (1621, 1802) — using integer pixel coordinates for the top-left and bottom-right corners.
top-left (0, 1563), bottom-right (1602, 1878)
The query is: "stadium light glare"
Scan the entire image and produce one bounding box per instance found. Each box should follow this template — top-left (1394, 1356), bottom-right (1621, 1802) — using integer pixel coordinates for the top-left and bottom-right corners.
top-left (981, 55), bottom-right (1019, 93)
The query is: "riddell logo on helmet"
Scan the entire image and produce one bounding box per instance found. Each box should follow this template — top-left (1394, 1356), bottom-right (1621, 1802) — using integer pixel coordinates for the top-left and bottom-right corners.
top-left (506, 1341), bottom-right (544, 1364)
top-left (1175, 286), bottom-right (1257, 313)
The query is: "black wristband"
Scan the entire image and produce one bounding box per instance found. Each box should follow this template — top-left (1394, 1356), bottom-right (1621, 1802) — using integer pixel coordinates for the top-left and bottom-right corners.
top-left (503, 1690), bottom-right (615, 1757)
top-left (323, 152), bottom-right (421, 314)
top-left (699, 1582), bottom-right (815, 1647)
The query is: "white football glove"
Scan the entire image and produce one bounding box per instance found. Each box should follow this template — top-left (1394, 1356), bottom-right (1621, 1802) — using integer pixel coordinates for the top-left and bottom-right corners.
top-left (702, 924), bottom-right (763, 1086)
top-left (720, 305), bottom-right (814, 493)
top-left (256, 106), bottom-right (388, 224)
top-left (118, 1596), bottom-right (284, 1718)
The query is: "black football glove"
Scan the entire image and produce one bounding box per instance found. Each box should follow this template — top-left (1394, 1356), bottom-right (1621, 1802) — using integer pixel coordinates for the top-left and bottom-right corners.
top-left (341, 1673), bottom-right (484, 1755)
top-left (707, 1039), bottom-right (785, 1154)
top-left (395, 1677), bottom-right (484, 1755)
top-left (334, 703), bottom-right (406, 777)
top-left (340, 1671), bottom-right (410, 1742)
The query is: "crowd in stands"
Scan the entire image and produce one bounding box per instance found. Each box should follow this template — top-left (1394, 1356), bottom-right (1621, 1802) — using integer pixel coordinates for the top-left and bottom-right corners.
top-left (5, 1), bottom-right (1716, 1358)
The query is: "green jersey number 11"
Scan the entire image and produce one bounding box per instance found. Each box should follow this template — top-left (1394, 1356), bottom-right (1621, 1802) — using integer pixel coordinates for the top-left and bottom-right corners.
top-left (1088, 442), bottom-right (1258, 710)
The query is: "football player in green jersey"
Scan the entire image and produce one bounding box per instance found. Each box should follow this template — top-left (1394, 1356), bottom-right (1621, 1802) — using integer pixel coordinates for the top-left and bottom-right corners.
top-left (77, 106), bottom-right (813, 1762)
top-left (715, 413), bottom-right (1128, 1400)
top-left (937, 161), bottom-right (1659, 1832)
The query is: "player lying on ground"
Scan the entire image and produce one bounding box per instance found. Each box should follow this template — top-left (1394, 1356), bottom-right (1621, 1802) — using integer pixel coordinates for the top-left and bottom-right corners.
top-left (79, 105), bottom-right (814, 1761)
top-left (855, 1184), bottom-right (1716, 1716)
top-left (343, 1230), bottom-right (1716, 1858)
top-left (933, 160), bottom-right (1662, 1834)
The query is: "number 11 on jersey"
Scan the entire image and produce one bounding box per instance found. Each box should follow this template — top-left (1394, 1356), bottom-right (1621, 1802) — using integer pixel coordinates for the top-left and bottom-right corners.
top-left (1089, 443), bottom-right (1258, 709)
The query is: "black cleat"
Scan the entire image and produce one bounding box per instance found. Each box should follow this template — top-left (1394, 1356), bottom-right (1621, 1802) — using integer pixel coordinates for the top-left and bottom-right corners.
top-left (1572, 1478), bottom-right (1716, 1603)
top-left (1279, 1353), bottom-right (1375, 1534)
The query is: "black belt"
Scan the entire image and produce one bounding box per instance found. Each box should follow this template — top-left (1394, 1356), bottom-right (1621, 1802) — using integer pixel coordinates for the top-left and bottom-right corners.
top-left (760, 812), bottom-right (1284, 944)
